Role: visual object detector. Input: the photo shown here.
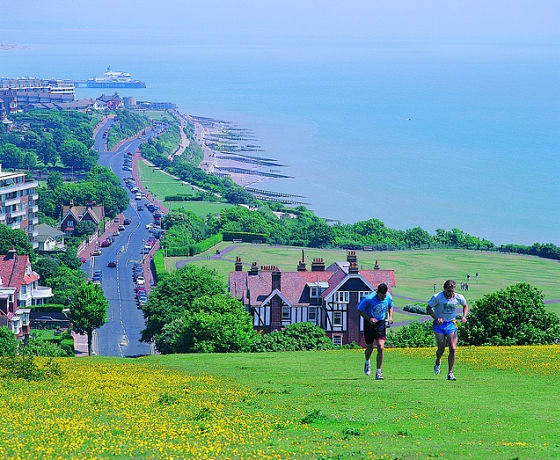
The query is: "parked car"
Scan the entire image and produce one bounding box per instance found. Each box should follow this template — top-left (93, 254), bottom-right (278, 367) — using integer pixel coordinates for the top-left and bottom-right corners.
top-left (100, 240), bottom-right (110, 248)
top-left (123, 218), bottom-right (132, 225)
top-left (92, 248), bottom-right (102, 256)
top-left (118, 224), bottom-right (126, 231)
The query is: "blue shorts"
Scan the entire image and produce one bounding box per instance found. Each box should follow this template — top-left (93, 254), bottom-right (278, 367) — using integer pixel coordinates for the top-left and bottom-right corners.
top-left (432, 320), bottom-right (458, 335)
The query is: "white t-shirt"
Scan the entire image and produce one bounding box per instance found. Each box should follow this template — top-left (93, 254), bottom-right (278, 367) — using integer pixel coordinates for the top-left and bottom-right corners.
top-left (428, 291), bottom-right (467, 322)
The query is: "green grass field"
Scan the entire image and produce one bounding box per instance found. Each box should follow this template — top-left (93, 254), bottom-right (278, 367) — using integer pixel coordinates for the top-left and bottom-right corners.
top-left (2, 347), bottom-right (558, 458)
top-left (137, 160), bottom-right (233, 216)
top-left (165, 243), bottom-right (560, 314)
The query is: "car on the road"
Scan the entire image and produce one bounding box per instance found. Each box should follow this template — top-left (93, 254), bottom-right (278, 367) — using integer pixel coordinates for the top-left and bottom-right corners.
top-left (123, 218), bottom-right (132, 225)
top-left (100, 240), bottom-right (111, 247)
top-left (112, 230), bottom-right (120, 236)
top-left (107, 261), bottom-right (117, 268)
top-left (118, 224), bottom-right (126, 231)
top-left (92, 248), bottom-right (102, 256)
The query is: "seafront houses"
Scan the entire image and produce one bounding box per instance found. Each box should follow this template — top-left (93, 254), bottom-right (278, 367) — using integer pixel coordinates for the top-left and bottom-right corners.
top-left (0, 247), bottom-right (54, 341)
top-left (0, 163), bottom-right (39, 248)
top-left (229, 251), bottom-right (396, 346)
top-left (60, 200), bottom-right (105, 236)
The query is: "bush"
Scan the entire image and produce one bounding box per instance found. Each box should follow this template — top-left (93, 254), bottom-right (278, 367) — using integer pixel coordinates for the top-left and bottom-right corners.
top-left (402, 304), bottom-right (428, 315)
top-left (386, 320), bottom-right (435, 348)
top-left (252, 322), bottom-right (334, 352)
top-left (460, 283), bottom-right (560, 345)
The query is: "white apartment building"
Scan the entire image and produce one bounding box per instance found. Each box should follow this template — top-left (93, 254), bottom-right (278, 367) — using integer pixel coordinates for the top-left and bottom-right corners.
top-left (0, 164), bottom-right (39, 248)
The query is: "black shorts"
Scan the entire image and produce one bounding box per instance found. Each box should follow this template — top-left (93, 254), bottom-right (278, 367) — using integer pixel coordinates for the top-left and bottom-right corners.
top-left (364, 320), bottom-right (387, 344)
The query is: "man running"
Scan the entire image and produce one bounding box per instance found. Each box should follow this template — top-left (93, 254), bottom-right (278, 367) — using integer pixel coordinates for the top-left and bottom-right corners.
top-left (357, 283), bottom-right (394, 380)
top-left (427, 280), bottom-right (468, 380)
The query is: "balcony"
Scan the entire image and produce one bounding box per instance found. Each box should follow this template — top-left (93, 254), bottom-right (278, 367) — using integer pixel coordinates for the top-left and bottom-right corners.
top-left (32, 286), bottom-right (54, 302)
top-left (9, 208), bottom-right (26, 218)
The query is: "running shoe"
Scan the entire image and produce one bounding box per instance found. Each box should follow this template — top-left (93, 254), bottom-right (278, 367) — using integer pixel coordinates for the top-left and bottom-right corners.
top-left (375, 371), bottom-right (384, 380)
top-left (447, 372), bottom-right (456, 381)
top-left (364, 360), bottom-right (371, 376)
top-left (434, 361), bottom-right (441, 375)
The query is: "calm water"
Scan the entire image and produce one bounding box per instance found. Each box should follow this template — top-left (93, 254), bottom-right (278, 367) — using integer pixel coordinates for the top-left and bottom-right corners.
top-left (2, 37), bottom-right (559, 245)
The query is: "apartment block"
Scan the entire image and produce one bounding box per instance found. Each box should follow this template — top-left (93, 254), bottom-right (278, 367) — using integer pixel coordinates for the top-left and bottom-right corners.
top-left (0, 164), bottom-right (39, 248)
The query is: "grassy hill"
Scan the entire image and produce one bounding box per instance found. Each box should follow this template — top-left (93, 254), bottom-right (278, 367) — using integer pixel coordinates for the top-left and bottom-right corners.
top-left (2, 347), bottom-right (559, 458)
top-left (164, 243), bottom-right (560, 315)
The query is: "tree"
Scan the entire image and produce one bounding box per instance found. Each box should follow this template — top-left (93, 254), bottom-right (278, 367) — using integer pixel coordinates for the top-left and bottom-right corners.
top-left (0, 225), bottom-right (35, 258)
top-left (46, 171), bottom-right (64, 190)
top-left (38, 132), bottom-right (58, 166)
top-left (0, 327), bottom-right (18, 356)
top-left (141, 265), bottom-right (226, 342)
top-left (59, 139), bottom-right (98, 171)
top-left (0, 143), bottom-right (24, 169)
top-left (157, 295), bottom-right (257, 353)
top-left (68, 282), bottom-right (108, 355)
top-left (459, 283), bottom-right (560, 346)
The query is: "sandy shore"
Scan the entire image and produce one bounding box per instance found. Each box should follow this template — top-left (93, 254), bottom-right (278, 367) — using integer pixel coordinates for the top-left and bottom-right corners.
top-left (174, 111), bottom-right (273, 188)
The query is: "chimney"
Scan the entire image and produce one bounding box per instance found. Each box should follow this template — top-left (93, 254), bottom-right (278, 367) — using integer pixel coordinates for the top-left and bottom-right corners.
top-left (248, 262), bottom-right (259, 276)
top-left (347, 250), bottom-right (357, 264)
top-left (311, 258), bottom-right (325, 271)
top-left (297, 249), bottom-right (307, 271)
top-left (6, 246), bottom-right (16, 260)
top-left (348, 261), bottom-right (359, 274)
top-left (271, 268), bottom-right (281, 292)
top-left (235, 256), bottom-right (243, 272)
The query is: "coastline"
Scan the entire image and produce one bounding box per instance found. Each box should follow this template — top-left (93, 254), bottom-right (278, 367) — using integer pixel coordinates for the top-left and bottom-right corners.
top-left (174, 111), bottom-right (284, 189)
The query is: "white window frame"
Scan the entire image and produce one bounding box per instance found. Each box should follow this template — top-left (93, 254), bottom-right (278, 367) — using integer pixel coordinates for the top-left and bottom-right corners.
top-left (282, 306), bottom-right (291, 321)
top-left (334, 291), bottom-right (349, 303)
top-left (308, 307), bottom-right (317, 322)
top-left (333, 311), bottom-right (342, 326)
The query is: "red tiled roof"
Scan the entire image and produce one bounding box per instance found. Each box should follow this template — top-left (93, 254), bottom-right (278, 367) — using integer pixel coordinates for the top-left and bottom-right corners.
top-left (229, 264), bottom-right (396, 308)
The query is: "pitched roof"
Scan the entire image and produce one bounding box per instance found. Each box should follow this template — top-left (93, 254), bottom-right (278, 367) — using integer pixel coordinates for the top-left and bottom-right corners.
top-left (0, 253), bottom-right (39, 290)
top-left (229, 262), bottom-right (396, 308)
top-left (36, 223), bottom-right (65, 242)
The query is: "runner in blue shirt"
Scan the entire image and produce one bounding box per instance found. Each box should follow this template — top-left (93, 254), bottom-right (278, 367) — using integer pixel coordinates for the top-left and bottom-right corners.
top-left (427, 279), bottom-right (469, 381)
top-left (356, 283), bottom-right (394, 380)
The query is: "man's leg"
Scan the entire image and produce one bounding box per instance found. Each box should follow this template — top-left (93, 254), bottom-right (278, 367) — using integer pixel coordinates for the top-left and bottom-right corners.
top-left (434, 332), bottom-right (446, 375)
top-left (376, 338), bottom-right (386, 371)
top-left (447, 331), bottom-right (458, 373)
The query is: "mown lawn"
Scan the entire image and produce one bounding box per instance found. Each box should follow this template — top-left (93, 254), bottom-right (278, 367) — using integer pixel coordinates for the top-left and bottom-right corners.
top-left (137, 159), bottom-right (233, 217)
top-left (2, 347), bottom-right (558, 458)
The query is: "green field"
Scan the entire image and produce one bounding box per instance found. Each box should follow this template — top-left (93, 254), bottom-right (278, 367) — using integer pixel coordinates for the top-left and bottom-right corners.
top-left (137, 159), bottom-right (233, 216)
top-left (165, 243), bottom-right (560, 314)
top-left (3, 347), bottom-right (559, 458)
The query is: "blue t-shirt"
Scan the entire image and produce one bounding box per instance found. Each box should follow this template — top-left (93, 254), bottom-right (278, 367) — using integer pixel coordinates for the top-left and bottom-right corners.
top-left (357, 292), bottom-right (393, 321)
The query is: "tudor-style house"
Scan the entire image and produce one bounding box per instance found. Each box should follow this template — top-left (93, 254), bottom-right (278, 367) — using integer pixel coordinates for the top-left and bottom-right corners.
top-left (0, 247), bottom-right (54, 340)
top-left (60, 200), bottom-right (105, 236)
top-left (229, 251), bottom-right (396, 346)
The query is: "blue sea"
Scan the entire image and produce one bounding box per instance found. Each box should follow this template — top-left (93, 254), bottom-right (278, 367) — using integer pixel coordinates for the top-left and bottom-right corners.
top-left (2, 36), bottom-right (559, 245)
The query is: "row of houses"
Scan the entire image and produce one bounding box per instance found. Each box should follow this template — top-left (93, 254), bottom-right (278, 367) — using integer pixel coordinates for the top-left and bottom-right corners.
top-left (229, 250), bottom-right (396, 346)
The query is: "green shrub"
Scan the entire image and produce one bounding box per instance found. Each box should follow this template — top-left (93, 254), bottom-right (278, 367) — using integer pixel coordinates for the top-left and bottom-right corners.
top-left (386, 320), bottom-right (435, 348)
top-left (252, 322), bottom-right (334, 352)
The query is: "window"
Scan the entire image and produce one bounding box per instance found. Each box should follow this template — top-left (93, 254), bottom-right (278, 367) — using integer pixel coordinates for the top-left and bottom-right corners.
top-left (310, 286), bottom-right (320, 298)
top-left (358, 291), bottom-right (370, 301)
top-left (332, 335), bottom-right (343, 346)
top-left (308, 307), bottom-right (317, 322)
top-left (67, 220), bottom-right (74, 228)
top-left (333, 311), bottom-right (342, 326)
top-left (334, 291), bottom-right (349, 303)
top-left (282, 306), bottom-right (291, 321)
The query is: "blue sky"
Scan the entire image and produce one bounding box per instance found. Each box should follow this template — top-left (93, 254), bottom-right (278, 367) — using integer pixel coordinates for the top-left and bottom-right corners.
top-left (1, 0), bottom-right (558, 45)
